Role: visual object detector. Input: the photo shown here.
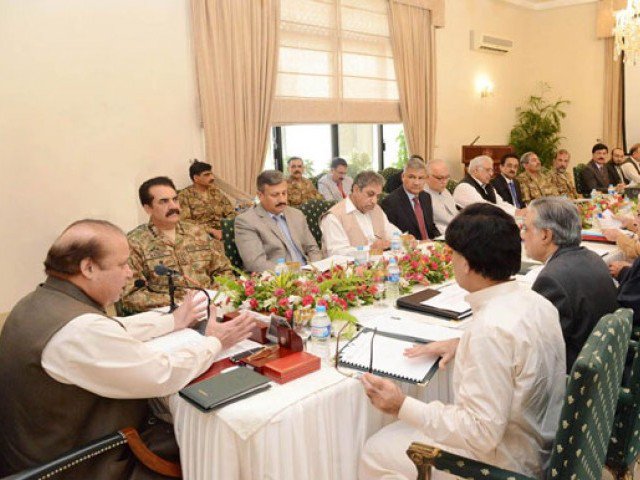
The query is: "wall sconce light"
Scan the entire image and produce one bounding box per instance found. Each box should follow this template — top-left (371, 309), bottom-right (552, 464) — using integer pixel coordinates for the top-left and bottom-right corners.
top-left (476, 76), bottom-right (494, 98)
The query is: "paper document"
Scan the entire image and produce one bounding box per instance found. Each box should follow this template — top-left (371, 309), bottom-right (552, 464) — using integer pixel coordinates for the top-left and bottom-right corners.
top-left (339, 330), bottom-right (438, 383)
top-left (420, 283), bottom-right (471, 314)
top-left (582, 243), bottom-right (612, 257)
top-left (302, 255), bottom-right (353, 272)
top-left (358, 314), bottom-right (463, 342)
top-left (146, 330), bottom-right (261, 361)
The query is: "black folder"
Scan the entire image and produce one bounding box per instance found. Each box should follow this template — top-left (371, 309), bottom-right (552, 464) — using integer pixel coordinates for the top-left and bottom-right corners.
top-left (396, 289), bottom-right (472, 320)
top-left (179, 367), bottom-right (271, 412)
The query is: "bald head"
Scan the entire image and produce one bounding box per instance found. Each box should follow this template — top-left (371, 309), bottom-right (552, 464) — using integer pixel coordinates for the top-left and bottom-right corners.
top-left (426, 160), bottom-right (451, 192)
top-left (44, 220), bottom-right (124, 276)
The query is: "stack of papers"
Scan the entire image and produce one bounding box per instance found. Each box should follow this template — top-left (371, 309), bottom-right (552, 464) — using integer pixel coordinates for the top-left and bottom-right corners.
top-left (420, 283), bottom-right (471, 315)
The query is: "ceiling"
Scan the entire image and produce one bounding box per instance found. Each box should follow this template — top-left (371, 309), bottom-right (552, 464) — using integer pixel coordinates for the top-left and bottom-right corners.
top-left (497, 0), bottom-right (598, 9)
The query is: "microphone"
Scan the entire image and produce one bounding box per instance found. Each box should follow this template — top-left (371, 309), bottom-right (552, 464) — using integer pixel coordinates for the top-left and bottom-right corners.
top-left (154, 264), bottom-right (181, 276)
top-left (470, 136), bottom-right (480, 146)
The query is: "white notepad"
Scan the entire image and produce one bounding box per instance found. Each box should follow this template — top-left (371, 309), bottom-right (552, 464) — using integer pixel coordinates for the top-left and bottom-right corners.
top-left (420, 283), bottom-right (471, 314)
top-left (338, 330), bottom-right (439, 384)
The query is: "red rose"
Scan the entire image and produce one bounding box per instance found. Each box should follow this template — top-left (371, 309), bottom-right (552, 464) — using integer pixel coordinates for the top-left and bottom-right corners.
top-left (278, 297), bottom-right (289, 307)
top-left (249, 298), bottom-right (259, 309)
top-left (302, 295), bottom-right (314, 306)
top-left (244, 285), bottom-right (255, 296)
top-left (274, 288), bottom-right (286, 297)
top-left (285, 310), bottom-right (294, 320)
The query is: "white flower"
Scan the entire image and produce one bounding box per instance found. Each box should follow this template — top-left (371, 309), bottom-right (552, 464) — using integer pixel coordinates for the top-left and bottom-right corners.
top-left (288, 295), bottom-right (302, 305)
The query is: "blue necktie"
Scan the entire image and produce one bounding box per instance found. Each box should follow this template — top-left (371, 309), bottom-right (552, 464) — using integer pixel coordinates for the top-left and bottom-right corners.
top-left (274, 215), bottom-right (306, 265)
top-left (508, 181), bottom-right (520, 208)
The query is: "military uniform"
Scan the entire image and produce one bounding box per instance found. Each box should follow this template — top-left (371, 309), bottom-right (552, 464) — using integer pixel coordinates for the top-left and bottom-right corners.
top-left (122, 221), bottom-right (233, 313)
top-left (549, 170), bottom-right (579, 199)
top-left (516, 171), bottom-right (559, 204)
top-left (178, 184), bottom-right (235, 231)
top-left (287, 177), bottom-right (323, 208)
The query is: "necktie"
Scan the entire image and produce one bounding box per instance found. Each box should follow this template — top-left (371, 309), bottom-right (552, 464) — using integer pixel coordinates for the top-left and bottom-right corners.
top-left (412, 197), bottom-right (429, 240)
top-left (508, 181), bottom-right (520, 208)
top-left (274, 215), bottom-right (306, 265)
top-left (337, 180), bottom-right (346, 199)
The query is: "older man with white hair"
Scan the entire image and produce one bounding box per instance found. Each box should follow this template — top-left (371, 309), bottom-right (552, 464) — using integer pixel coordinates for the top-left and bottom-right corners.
top-left (453, 155), bottom-right (524, 216)
top-left (424, 159), bottom-right (458, 233)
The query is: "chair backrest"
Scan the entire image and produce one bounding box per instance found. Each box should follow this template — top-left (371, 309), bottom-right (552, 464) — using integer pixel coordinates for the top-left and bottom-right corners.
top-left (547, 308), bottom-right (632, 479)
top-left (221, 218), bottom-right (244, 271)
top-left (573, 163), bottom-right (587, 196)
top-left (298, 199), bottom-right (336, 246)
top-left (606, 337), bottom-right (640, 474)
top-left (446, 179), bottom-right (458, 194)
top-left (380, 167), bottom-right (402, 193)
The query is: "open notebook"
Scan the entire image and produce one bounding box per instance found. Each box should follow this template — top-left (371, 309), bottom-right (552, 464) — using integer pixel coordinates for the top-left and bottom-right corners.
top-left (337, 329), bottom-right (439, 384)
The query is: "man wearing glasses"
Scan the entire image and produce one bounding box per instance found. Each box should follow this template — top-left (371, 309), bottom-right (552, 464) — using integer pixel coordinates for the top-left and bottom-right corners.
top-left (453, 155), bottom-right (525, 217)
top-left (424, 159), bottom-right (459, 234)
top-left (359, 204), bottom-right (565, 480)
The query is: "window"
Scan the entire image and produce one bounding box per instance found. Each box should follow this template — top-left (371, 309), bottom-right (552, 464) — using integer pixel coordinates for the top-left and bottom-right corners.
top-left (272, 0), bottom-right (400, 125)
top-left (264, 123), bottom-right (405, 175)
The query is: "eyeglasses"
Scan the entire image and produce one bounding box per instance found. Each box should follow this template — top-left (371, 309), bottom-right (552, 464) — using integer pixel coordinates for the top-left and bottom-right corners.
top-left (431, 175), bottom-right (450, 181)
top-left (334, 324), bottom-right (376, 378)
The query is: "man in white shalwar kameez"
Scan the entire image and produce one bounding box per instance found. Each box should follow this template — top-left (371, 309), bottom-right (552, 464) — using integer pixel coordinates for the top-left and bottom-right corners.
top-left (359, 203), bottom-right (566, 480)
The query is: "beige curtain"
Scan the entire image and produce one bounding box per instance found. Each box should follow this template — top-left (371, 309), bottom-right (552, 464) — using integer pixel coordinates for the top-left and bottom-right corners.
top-left (388, 0), bottom-right (437, 161)
top-left (603, 37), bottom-right (624, 149)
top-left (191, 0), bottom-right (279, 195)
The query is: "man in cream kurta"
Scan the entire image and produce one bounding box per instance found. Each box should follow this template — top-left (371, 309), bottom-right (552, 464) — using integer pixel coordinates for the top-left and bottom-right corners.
top-left (320, 170), bottom-right (400, 257)
top-left (359, 203), bottom-right (565, 480)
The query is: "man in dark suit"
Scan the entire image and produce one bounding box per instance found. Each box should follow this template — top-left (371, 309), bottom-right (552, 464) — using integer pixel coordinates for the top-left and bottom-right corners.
top-left (381, 157), bottom-right (439, 240)
top-left (490, 153), bottom-right (524, 208)
top-left (580, 143), bottom-right (624, 195)
top-left (521, 197), bottom-right (618, 372)
top-left (605, 147), bottom-right (629, 186)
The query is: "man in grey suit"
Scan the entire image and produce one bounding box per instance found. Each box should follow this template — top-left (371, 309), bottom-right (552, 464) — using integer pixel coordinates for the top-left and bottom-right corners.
top-left (521, 196), bottom-right (618, 372)
top-left (235, 170), bottom-right (322, 273)
top-left (317, 157), bottom-right (354, 201)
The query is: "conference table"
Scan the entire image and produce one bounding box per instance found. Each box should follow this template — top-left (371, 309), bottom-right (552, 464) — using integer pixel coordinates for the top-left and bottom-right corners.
top-left (159, 239), bottom-right (620, 480)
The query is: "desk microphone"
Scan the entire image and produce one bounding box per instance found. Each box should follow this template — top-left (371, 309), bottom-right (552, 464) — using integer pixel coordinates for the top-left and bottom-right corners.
top-left (470, 135), bottom-right (480, 146)
top-left (154, 264), bottom-right (181, 277)
top-left (133, 279), bottom-right (212, 322)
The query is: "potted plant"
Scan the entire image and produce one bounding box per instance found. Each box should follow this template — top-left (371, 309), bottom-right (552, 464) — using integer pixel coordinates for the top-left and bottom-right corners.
top-left (509, 83), bottom-right (569, 169)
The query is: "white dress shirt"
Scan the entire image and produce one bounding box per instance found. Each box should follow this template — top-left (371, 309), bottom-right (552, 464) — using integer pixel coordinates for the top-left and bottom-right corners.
top-left (622, 158), bottom-right (640, 185)
top-left (424, 186), bottom-right (457, 234)
top-left (360, 281), bottom-right (565, 480)
top-left (453, 176), bottom-right (517, 216)
top-left (42, 310), bottom-right (221, 399)
top-left (320, 197), bottom-right (400, 257)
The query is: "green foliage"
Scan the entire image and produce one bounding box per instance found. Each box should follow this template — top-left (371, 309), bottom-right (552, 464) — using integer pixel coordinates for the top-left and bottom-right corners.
top-left (509, 83), bottom-right (569, 169)
top-left (394, 130), bottom-right (409, 169)
top-left (347, 150), bottom-right (373, 177)
top-left (303, 158), bottom-right (315, 177)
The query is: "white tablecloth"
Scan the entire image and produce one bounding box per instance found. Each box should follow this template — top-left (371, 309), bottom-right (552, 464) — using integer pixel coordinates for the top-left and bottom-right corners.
top-left (163, 304), bottom-right (458, 480)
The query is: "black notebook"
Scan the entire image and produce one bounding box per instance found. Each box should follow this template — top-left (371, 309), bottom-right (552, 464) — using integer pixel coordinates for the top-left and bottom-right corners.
top-left (337, 329), bottom-right (439, 384)
top-left (396, 286), bottom-right (472, 320)
top-left (179, 367), bottom-right (271, 412)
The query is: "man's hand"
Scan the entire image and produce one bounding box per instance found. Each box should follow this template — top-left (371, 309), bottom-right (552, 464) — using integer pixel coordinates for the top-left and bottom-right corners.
top-left (616, 183), bottom-right (626, 193)
top-left (609, 260), bottom-right (632, 279)
top-left (371, 238), bottom-right (390, 251)
top-left (602, 228), bottom-right (623, 242)
top-left (210, 228), bottom-right (223, 240)
top-left (205, 311), bottom-right (256, 350)
top-left (404, 338), bottom-right (460, 369)
top-left (360, 373), bottom-right (406, 416)
top-left (618, 215), bottom-right (640, 233)
top-left (172, 291), bottom-right (209, 330)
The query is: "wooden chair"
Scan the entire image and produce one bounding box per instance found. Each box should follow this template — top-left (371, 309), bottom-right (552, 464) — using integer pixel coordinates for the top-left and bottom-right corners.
top-left (607, 336), bottom-right (640, 479)
top-left (407, 308), bottom-right (633, 480)
top-left (5, 427), bottom-right (181, 480)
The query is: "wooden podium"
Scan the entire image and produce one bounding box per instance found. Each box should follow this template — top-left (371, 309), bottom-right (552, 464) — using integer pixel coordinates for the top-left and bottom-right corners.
top-left (462, 145), bottom-right (514, 177)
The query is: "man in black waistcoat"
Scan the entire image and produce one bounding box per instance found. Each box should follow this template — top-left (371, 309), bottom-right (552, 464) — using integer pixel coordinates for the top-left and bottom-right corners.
top-left (452, 155), bottom-right (525, 217)
top-left (490, 153), bottom-right (524, 208)
top-left (0, 219), bottom-right (255, 479)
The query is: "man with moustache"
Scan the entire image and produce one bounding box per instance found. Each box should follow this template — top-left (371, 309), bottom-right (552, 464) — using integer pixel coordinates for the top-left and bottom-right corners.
top-left (318, 157), bottom-right (354, 201)
top-left (622, 143), bottom-right (640, 185)
top-left (321, 170), bottom-right (401, 256)
top-left (580, 143), bottom-right (624, 195)
top-left (606, 147), bottom-right (630, 186)
top-left (490, 153), bottom-right (524, 208)
top-left (380, 157), bottom-right (439, 240)
top-left (549, 149), bottom-right (579, 199)
top-left (516, 152), bottom-right (558, 204)
top-left (286, 156), bottom-right (323, 208)
top-left (235, 170), bottom-right (322, 272)
top-left (122, 176), bottom-right (233, 313)
top-left (178, 161), bottom-right (236, 246)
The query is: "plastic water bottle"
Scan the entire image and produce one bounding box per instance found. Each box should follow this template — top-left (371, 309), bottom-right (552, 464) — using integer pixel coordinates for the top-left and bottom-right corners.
top-left (310, 305), bottom-right (331, 365)
top-left (374, 272), bottom-right (387, 307)
top-left (385, 258), bottom-right (401, 304)
top-left (354, 245), bottom-right (367, 266)
top-left (590, 188), bottom-right (598, 199)
top-left (390, 231), bottom-right (402, 253)
top-left (608, 184), bottom-right (615, 197)
top-left (274, 258), bottom-right (287, 276)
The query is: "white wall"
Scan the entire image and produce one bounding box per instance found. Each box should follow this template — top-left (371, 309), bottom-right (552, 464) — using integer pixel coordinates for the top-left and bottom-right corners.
top-left (0, 1), bottom-right (203, 311)
top-left (434, 0), bottom-right (604, 177)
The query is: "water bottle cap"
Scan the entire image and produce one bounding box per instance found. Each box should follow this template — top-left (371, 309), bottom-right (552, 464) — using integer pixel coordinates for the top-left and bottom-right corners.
top-left (315, 305), bottom-right (327, 312)
top-left (357, 246), bottom-right (364, 251)
top-left (276, 258), bottom-right (285, 264)
top-left (389, 257), bottom-right (397, 264)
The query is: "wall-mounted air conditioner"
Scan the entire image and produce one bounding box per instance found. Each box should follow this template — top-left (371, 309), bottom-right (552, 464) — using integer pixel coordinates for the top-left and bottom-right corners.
top-left (471, 30), bottom-right (514, 54)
